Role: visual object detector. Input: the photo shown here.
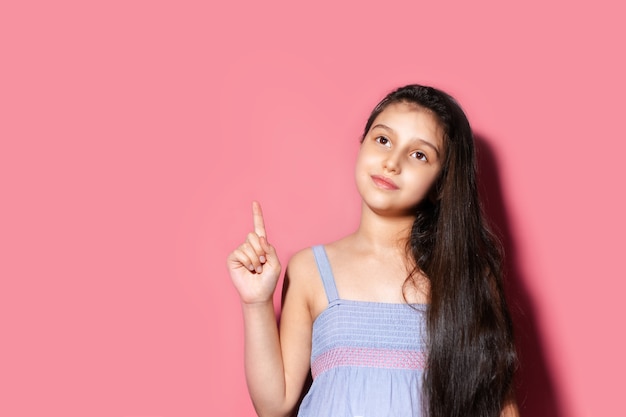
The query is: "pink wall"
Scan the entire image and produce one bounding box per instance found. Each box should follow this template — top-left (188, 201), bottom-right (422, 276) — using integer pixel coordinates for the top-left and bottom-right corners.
top-left (2, 1), bottom-right (624, 416)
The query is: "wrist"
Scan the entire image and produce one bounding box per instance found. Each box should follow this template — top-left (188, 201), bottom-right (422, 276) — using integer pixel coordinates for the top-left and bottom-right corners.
top-left (240, 299), bottom-right (275, 311)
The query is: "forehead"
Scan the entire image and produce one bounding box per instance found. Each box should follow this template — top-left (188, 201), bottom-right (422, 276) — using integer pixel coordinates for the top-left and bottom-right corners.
top-left (372, 102), bottom-right (444, 148)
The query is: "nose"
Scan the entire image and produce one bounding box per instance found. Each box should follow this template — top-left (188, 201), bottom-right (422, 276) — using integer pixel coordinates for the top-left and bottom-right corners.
top-left (383, 152), bottom-right (401, 174)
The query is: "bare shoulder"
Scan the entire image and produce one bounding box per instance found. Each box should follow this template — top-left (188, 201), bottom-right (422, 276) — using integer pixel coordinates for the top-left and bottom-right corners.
top-left (285, 247), bottom-right (318, 280)
top-left (283, 245), bottom-right (333, 320)
top-left (286, 234), bottom-right (358, 285)
top-left (316, 234), bottom-right (360, 269)
top-left (282, 247), bottom-right (321, 306)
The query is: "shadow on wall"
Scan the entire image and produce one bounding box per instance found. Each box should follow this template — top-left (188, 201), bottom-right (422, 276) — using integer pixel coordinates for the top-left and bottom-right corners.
top-left (475, 135), bottom-right (564, 417)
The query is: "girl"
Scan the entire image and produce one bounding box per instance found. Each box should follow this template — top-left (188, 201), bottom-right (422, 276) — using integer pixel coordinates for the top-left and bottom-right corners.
top-left (227, 85), bottom-right (519, 417)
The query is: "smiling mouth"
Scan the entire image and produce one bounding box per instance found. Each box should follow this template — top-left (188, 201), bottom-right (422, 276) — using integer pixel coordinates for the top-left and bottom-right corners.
top-left (371, 175), bottom-right (399, 190)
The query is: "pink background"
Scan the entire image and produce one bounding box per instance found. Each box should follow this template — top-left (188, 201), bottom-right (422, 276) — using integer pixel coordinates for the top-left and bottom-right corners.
top-left (1, 1), bottom-right (624, 416)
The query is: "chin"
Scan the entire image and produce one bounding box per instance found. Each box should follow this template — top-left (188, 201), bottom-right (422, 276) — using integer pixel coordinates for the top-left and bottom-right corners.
top-left (364, 201), bottom-right (416, 218)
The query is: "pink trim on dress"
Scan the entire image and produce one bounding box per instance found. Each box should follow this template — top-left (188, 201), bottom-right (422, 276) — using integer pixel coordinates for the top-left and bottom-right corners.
top-left (311, 347), bottom-right (426, 378)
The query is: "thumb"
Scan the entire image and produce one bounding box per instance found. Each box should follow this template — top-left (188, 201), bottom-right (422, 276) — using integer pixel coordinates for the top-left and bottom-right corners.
top-left (260, 236), bottom-right (278, 260)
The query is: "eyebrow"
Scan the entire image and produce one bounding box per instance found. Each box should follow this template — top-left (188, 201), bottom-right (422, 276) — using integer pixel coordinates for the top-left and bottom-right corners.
top-left (371, 123), bottom-right (441, 157)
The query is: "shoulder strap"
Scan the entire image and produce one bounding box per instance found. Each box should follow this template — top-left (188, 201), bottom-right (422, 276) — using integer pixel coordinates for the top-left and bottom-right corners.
top-left (311, 245), bottom-right (339, 302)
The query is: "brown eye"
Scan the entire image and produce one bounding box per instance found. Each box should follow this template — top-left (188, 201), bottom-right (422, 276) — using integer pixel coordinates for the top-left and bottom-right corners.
top-left (375, 136), bottom-right (391, 147)
top-left (410, 151), bottom-right (427, 161)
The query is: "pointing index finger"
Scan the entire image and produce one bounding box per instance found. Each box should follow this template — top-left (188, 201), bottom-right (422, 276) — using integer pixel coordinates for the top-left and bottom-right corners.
top-left (252, 201), bottom-right (267, 237)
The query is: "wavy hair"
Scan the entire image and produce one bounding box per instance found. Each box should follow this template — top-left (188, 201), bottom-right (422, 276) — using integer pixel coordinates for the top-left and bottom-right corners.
top-left (361, 85), bottom-right (517, 417)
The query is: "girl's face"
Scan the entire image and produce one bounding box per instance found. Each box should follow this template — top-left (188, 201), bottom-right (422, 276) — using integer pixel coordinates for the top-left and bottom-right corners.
top-left (355, 102), bottom-right (444, 217)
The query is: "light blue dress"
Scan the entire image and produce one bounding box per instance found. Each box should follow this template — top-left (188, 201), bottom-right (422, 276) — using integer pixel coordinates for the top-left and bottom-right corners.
top-left (297, 245), bottom-right (428, 417)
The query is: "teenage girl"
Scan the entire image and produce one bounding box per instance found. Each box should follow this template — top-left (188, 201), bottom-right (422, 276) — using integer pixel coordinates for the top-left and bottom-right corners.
top-left (227, 85), bottom-right (519, 417)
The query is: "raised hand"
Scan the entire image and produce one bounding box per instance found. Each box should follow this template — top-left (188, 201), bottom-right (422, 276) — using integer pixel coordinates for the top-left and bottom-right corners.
top-left (227, 201), bottom-right (282, 304)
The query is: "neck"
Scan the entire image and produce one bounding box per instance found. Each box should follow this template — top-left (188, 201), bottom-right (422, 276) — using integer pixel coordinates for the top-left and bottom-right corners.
top-left (354, 202), bottom-right (415, 253)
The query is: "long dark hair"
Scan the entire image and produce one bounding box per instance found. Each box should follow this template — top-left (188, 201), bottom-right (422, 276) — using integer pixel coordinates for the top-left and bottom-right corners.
top-left (362, 85), bottom-right (517, 417)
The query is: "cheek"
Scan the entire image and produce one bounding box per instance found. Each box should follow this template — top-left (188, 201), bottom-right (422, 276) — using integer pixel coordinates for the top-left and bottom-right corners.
top-left (354, 158), bottom-right (367, 187)
top-left (354, 149), bottom-right (371, 175)
top-left (425, 170), bottom-right (443, 195)
top-left (407, 168), bottom-right (441, 192)
top-left (354, 152), bottom-right (374, 193)
top-left (355, 147), bottom-right (379, 168)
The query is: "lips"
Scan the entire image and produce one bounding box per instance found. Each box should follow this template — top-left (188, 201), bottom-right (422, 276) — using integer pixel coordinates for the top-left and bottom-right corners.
top-left (371, 175), bottom-right (399, 190)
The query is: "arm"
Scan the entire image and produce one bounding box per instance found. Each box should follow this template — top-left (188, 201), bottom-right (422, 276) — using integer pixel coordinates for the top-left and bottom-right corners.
top-left (240, 264), bottom-right (313, 417)
top-left (227, 202), bottom-right (312, 417)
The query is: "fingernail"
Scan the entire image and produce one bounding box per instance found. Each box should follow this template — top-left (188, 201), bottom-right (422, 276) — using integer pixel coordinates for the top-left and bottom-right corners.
top-left (260, 255), bottom-right (266, 263)
top-left (248, 264), bottom-right (254, 271)
top-left (255, 266), bottom-right (263, 273)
